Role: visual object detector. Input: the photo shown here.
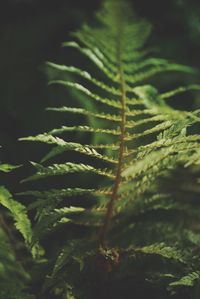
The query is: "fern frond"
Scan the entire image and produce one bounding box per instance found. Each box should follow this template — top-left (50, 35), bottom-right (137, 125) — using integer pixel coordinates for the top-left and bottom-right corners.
top-left (46, 61), bottom-right (121, 96)
top-left (0, 186), bottom-right (43, 259)
top-left (169, 272), bottom-right (200, 288)
top-left (125, 120), bottom-right (173, 141)
top-left (0, 186), bottom-right (32, 244)
top-left (18, 1), bottom-right (200, 297)
top-left (49, 80), bottom-right (143, 108)
top-left (134, 134), bottom-right (200, 159)
top-left (62, 41), bottom-right (117, 82)
top-left (20, 134), bottom-right (118, 164)
top-left (22, 162), bottom-right (115, 183)
top-left (21, 0), bottom-right (200, 244)
top-left (49, 125), bottom-right (121, 136)
top-left (134, 243), bottom-right (185, 263)
top-left (161, 84), bottom-right (200, 100)
top-left (123, 63), bottom-right (195, 84)
top-left (18, 187), bottom-right (111, 199)
top-left (47, 106), bottom-right (122, 122)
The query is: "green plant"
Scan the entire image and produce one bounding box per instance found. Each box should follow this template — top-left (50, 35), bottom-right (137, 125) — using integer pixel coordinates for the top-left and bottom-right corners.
top-left (0, 162), bottom-right (35, 298)
top-left (1, 0), bottom-right (200, 298)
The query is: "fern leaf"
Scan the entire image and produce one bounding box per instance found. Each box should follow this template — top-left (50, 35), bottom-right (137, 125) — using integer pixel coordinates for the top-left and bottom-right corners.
top-left (0, 186), bottom-right (43, 259)
top-left (124, 63), bottom-right (195, 84)
top-left (47, 106), bottom-right (122, 122)
top-left (49, 125), bottom-right (121, 136)
top-left (125, 115), bottom-right (169, 129)
top-left (135, 243), bottom-right (185, 263)
top-left (46, 61), bottom-right (121, 96)
top-left (161, 84), bottom-right (200, 100)
top-left (49, 79), bottom-right (121, 108)
top-left (54, 206), bottom-right (85, 215)
top-left (0, 164), bottom-right (21, 173)
top-left (169, 272), bottom-right (200, 287)
top-left (18, 187), bottom-right (111, 199)
top-left (62, 41), bottom-right (117, 82)
top-left (22, 162), bottom-right (115, 183)
top-left (125, 120), bottom-right (173, 141)
top-left (0, 186), bottom-right (32, 244)
top-left (49, 80), bottom-right (143, 108)
top-left (20, 134), bottom-right (118, 164)
top-left (134, 134), bottom-right (200, 159)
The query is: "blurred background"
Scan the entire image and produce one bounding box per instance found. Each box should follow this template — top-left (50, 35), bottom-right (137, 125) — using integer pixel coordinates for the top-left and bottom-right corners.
top-left (0, 0), bottom-right (200, 191)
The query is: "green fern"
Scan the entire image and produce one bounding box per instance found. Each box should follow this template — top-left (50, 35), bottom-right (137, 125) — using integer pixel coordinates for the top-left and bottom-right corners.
top-left (16, 0), bottom-right (200, 297)
top-left (0, 226), bottom-right (35, 299)
top-left (0, 164), bottom-right (21, 173)
top-left (0, 163), bottom-right (36, 299)
top-left (170, 271), bottom-right (200, 288)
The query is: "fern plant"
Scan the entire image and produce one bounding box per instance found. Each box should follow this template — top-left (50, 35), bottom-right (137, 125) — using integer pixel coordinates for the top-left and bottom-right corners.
top-left (0, 160), bottom-right (36, 299)
top-left (2, 0), bottom-right (200, 298)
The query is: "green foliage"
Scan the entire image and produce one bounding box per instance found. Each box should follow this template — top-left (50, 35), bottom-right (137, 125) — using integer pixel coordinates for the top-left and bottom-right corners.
top-left (1, 0), bottom-right (200, 298)
top-left (0, 186), bottom-right (43, 259)
top-left (0, 163), bottom-right (36, 298)
top-left (0, 227), bottom-right (34, 299)
top-left (0, 186), bottom-right (32, 245)
top-left (169, 271), bottom-right (200, 288)
top-left (0, 164), bottom-right (21, 173)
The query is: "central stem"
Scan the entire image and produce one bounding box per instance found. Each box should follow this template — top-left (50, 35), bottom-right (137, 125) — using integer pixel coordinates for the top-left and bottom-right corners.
top-left (99, 30), bottom-right (126, 247)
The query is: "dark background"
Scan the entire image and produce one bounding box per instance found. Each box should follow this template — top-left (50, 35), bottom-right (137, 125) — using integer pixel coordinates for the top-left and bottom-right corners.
top-left (0, 0), bottom-right (200, 190)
